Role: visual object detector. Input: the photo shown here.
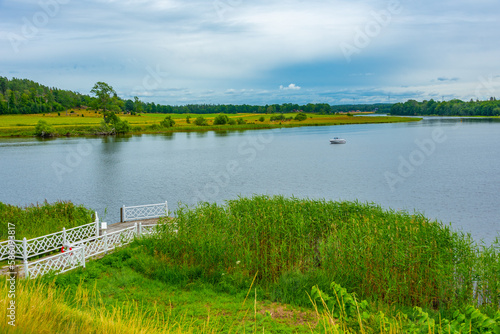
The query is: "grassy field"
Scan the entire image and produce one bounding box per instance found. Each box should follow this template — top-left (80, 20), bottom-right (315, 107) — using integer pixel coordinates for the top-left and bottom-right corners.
top-left (0, 109), bottom-right (421, 137)
top-left (2, 196), bottom-right (499, 333)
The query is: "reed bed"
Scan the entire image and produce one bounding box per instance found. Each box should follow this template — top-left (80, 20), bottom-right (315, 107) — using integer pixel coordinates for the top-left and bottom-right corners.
top-left (149, 195), bottom-right (499, 310)
top-left (0, 201), bottom-right (94, 240)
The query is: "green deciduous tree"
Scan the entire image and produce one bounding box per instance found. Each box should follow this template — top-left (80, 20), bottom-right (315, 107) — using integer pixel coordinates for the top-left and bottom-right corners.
top-left (134, 96), bottom-right (143, 114)
top-left (90, 82), bottom-right (120, 123)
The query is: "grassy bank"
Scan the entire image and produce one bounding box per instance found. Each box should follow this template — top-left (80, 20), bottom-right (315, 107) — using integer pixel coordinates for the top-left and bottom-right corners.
top-left (145, 196), bottom-right (500, 310)
top-left (2, 196), bottom-right (498, 333)
top-left (0, 201), bottom-right (94, 240)
top-left (0, 110), bottom-right (421, 137)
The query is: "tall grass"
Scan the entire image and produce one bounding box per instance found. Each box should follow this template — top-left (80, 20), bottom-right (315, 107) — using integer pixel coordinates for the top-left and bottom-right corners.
top-left (0, 201), bottom-right (94, 240)
top-left (146, 195), bottom-right (499, 310)
top-left (0, 278), bottom-right (216, 334)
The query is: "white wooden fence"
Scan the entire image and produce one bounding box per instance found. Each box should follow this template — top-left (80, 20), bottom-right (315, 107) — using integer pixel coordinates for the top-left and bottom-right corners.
top-left (121, 202), bottom-right (168, 222)
top-left (0, 215), bottom-right (100, 262)
top-left (1, 201), bottom-right (168, 279)
top-left (25, 222), bottom-right (158, 279)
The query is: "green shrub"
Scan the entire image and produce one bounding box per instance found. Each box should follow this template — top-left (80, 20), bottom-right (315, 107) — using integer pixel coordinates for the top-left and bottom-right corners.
top-left (294, 112), bottom-right (307, 121)
top-left (236, 118), bottom-right (246, 125)
top-left (160, 116), bottom-right (175, 128)
top-left (194, 116), bottom-right (208, 126)
top-left (34, 120), bottom-right (56, 137)
top-left (147, 123), bottom-right (161, 131)
top-left (114, 120), bottom-right (131, 133)
top-left (213, 114), bottom-right (229, 125)
top-left (270, 114), bottom-right (285, 121)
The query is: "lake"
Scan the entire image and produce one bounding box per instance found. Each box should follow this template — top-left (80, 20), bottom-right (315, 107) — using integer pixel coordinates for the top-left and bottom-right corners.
top-left (1, 117), bottom-right (499, 244)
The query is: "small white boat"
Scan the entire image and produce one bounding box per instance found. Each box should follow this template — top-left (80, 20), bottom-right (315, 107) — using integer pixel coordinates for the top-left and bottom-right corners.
top-left (330, 137), bottom-right (346, 144)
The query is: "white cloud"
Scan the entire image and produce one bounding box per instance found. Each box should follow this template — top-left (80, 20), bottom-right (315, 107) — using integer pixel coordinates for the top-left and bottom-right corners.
top-left (280, 83), bottom-right (301, 90)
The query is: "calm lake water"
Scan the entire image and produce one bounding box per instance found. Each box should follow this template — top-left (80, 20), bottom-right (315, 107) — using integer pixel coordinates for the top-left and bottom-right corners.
top-left (1, 117), bottom-right (499, 244)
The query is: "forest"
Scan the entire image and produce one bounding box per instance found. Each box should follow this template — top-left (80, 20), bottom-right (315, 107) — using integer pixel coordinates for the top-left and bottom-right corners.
top-left (1, 76), bottom-right (498, 116)
top-left (390, 98), bottom-right (500, 116)
top-left (0, 76), bottom-right (389, 115)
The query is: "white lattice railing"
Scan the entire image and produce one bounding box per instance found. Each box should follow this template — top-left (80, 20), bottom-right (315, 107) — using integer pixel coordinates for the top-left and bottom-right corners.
top-left (140, 224), bottom-right (159, 236)
top-left (121, 202), bottom-right (168, 222)
top-left (0, 240), bottom-right (12, 261)
top-left (73, 225), bottom-right (137, 259)
top-left (24, 222), bottom-right (159, 279)
top-left (4, 201), bottom-right (168, 279)
top-left (0, 214), bottom-right (99, 262)
top-left (26, 246), bottom-right (86, 279)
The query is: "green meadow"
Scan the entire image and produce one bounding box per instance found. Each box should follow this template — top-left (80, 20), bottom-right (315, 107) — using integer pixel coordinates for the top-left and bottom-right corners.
top-left (0, 109), bottom-right (420, 137)
top-left (2, 196), bottom-right (499, 333)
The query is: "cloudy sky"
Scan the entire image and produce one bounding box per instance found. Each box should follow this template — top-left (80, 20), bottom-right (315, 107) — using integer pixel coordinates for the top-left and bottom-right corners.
top-left (1, 0), bottom-right (499, 105)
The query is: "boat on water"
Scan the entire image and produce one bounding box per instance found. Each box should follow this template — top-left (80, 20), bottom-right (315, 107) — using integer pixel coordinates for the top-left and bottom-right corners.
top-left (330, 137), bottom-right (346, 144)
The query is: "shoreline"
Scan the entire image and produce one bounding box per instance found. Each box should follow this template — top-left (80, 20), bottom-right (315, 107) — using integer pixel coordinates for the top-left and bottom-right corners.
top-left (0, 114), bottom-right (422, 138)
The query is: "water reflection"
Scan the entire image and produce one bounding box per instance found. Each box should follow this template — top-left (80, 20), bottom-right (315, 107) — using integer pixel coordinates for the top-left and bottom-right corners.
top-left (195, 131), bottom-right (208, 138)
top-left (214, 130), bottom-right (229, 137)
top-left (0, 118), bottom-right (499, 245)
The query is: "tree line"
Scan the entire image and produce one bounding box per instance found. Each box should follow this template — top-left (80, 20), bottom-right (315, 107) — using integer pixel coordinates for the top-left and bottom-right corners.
top-left (391, 98), bottom-right (500, 116)
top-left (0, 77), bottom-right (91, 115)
top-left (5, 76), bottom-right (499, 117)
top-left (0, 76), bottom-right (391, 116)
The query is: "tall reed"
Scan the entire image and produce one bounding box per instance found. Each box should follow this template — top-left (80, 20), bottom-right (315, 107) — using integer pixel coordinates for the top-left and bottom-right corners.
top-left (148, 195), bottom-right (499, 310)
top-left (0, 201), bottom-right (93, 240)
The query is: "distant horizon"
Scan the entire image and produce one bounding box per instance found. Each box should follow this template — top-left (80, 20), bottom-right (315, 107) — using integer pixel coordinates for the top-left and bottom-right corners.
top-left (3, 74), bottom-right (496, 109)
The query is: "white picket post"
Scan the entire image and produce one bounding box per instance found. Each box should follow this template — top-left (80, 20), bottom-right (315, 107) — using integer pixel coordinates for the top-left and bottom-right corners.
top-left (165, 201), bottom-right (168, 216)
top-left (81, 244), bottom-right (86, 269)
top-left (138, 222), bottom-right (142, 236)
top-left (62, 227), bottom-right (67, 245)
top-left (95, 212), bottom-right (100, 237)
top-left (23, 238), bottom-right (29, 279)
top-left (122, 205), bottom-right (126, 222)
top-left (104, 230), bottom-right (108, 254)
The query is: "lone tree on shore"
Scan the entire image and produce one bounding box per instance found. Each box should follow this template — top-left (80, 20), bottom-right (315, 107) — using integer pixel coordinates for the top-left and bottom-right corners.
top-left (90, 82), bottom-right (130, 134)
top-left (90, 82), bottom-right (120, 123)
